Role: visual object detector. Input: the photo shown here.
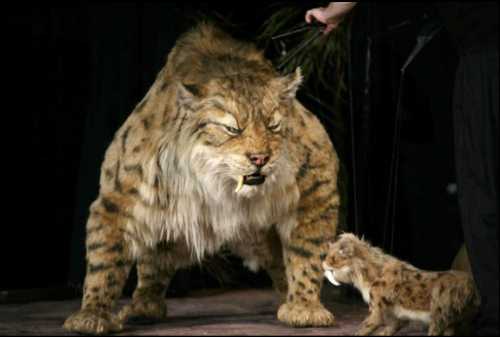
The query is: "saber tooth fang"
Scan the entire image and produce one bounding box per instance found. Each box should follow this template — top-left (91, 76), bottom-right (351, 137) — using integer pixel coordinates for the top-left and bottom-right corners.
top-left (235, 176), bottom-right (244, 193)
top-left (324, 270), bottom-right (341, 286)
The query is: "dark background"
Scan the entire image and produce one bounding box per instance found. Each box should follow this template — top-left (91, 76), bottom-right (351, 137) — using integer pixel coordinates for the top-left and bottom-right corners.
top-left (3, 2), bottom-right (463, 300)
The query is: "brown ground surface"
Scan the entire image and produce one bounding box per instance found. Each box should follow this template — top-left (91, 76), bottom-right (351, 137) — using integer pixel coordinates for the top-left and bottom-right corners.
top-left (0, 287), bottom-right (426, 335)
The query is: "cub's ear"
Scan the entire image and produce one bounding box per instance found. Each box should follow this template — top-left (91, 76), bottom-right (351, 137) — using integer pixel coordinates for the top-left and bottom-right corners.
top-left (176, 82), bottom-right (202, 109)
top-left (327, 241), bottom-right (335, 250)
top-left (343, 243), bottom-right (355, 257)
top-left (273, 67), bottom-right (303, 100)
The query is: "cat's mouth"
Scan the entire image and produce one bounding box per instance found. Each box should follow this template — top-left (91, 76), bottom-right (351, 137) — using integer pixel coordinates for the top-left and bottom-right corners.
top-left (244, 172), bottom-right (266, 186)
top-left (235, 172), bottom-right (266, 192)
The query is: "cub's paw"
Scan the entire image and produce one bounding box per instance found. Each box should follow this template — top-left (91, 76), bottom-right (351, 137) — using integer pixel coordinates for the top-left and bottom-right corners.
top-left (117, 297), bottom-right (167, 324)
top-left (277, 301), bottom-right (335, 327)
top-left (63, 309), bottom-right (123, 335)
top-left (374, 327), bottom-right (393, 336)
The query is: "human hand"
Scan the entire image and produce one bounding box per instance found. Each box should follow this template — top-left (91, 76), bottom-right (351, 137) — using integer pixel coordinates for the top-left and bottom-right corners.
top-left (305, 2), bottom-right (357, 35)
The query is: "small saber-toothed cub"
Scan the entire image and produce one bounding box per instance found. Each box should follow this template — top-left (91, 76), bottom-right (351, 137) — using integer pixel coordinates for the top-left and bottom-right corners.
top-left (322, 233), bottom-right (479, 336)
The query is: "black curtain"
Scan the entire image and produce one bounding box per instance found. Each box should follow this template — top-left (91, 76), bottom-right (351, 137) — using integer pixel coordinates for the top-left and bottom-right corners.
top-left (4, 5), bottom-right (91, 290)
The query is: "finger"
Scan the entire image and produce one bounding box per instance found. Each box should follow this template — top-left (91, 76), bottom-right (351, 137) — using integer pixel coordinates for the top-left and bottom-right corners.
top-left (305, 10), bottom-right (314, 23)
top-left (305, 12), bottom-right (310, 23)
top-left (306, 8), bottom-right (327, 24)
top-left (323, 23), bottom-right (337, 35)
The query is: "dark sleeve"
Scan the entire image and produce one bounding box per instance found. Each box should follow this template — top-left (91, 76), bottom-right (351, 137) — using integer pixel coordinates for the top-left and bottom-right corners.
top-left (434, 2), bottom-right (498, 52)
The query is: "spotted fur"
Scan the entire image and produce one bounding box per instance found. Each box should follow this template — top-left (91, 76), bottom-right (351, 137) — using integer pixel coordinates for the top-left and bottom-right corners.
top-left (323, 233), bottom-right (480, 335)
top-left (63, 22), bottom-right (340, 335)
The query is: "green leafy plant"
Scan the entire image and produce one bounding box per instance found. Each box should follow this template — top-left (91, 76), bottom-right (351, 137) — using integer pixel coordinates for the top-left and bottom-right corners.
top-left (256, 2), bottom-right (351, 112)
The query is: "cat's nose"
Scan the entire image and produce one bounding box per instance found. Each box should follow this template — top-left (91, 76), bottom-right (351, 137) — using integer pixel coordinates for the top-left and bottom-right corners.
top-left (247, 153), bottom-right (270, 167)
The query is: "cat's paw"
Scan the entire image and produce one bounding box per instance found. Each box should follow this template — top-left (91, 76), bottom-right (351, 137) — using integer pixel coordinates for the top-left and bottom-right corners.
top-left (63, 309), bottom-right (123, 335)
top-left (117, 297), bottom-right (167, 324)
top-left (277, 301), bottom-right (335, 327)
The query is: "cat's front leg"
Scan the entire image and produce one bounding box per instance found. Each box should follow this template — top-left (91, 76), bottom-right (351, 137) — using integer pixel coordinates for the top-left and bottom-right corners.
top-left (276, 209), bottom-right (338, 327)
top-left (63, 196), bottom-right (133, 335)
top-left (355, 293), bottom-right (388, 336)
top-left (356, 309), bottom-right (384, 336)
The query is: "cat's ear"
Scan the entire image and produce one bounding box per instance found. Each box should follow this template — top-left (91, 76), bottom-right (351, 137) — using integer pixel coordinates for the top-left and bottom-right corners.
top-left (343, 243), bottom-right (355, 257)
top-left (176, 82), bottom-right (202, 109)
top-left (272, 67), bottom-right (303, 100)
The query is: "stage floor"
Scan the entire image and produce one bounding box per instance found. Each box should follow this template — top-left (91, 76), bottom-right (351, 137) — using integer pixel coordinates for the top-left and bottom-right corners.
top-left (0, 288), bottom-right (426, 335)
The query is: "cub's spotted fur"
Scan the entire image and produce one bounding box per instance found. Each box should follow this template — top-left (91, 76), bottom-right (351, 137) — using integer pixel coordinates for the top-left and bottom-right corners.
top-left (323, 233), bottom-right (479, 336)
top-left (63, 22), bottom-right (341, 335)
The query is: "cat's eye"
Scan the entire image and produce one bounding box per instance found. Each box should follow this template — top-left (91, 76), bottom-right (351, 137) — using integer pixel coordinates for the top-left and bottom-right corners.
top-left (224, 125), bottom-right (242, 136)
top-left (268, 121), bottom-right (281, 132)
top-left (268, 111), bottom-right (283, 133)
top-left (339, 249), bottom-right (346, 256)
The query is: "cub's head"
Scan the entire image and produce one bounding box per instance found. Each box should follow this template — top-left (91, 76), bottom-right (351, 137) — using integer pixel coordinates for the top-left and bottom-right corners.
top-left (174, 65), bottom-right (302, 199)
top-left (322, 233), bottom-right (366, 286)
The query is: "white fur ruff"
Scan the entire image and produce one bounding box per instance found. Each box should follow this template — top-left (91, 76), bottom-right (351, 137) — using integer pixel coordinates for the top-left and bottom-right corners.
top-left (124, 142), bottom-right (299, 261)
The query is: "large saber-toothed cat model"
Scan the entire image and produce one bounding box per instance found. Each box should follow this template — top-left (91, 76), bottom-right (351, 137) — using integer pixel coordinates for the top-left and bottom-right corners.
top-left (64, 22), bottom-right (341, 335)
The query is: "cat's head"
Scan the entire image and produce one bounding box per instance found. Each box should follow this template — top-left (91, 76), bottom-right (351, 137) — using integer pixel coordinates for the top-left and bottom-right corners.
top-left (322, 233), bottom-right (367, 286)
top-left (175, 67), bottom-right (302, 199)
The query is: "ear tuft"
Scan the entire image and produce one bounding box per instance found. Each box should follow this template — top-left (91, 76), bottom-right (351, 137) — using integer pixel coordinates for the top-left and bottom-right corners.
top-left (284, 67), bottom-right (303, 99)
top-left (273, 67), bottom-right (303, 100)
top-left (345, 243), bottom-right (355, 256)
